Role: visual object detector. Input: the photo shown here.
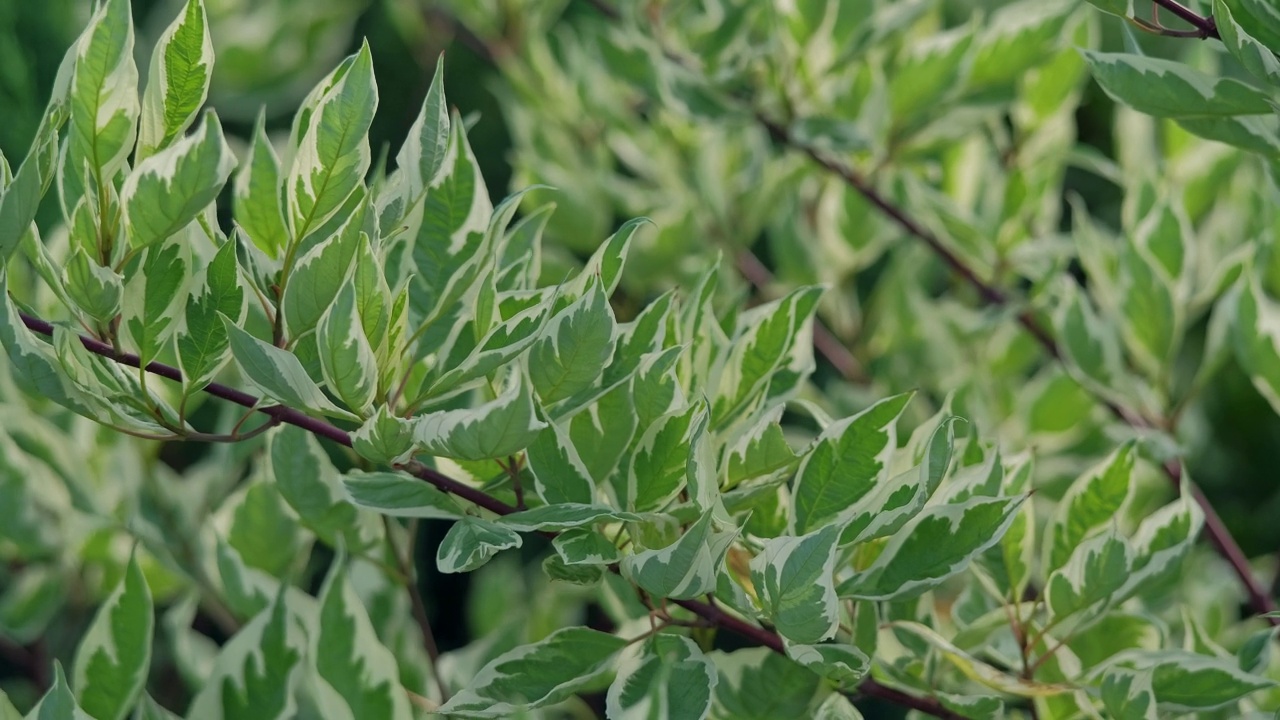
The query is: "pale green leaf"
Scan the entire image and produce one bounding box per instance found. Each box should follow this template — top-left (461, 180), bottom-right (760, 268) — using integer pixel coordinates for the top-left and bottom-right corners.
top-left (317, 282), bottom-right (378, 414)
top-left (72, 553), bottom-right (153, 720)
top-left (397, 54), bottom-right (449, 203)
top-left (177, 239), bottom-right (244, 394)
top-left (1044, 443), bottom-right (1134, 573)
top-left (415, 375), bottom-right (547, 460)
top-left (233, 112), bottom-right (289, 258)
top-left (64, 0), bottom-right (138, 211)
top-left (750, 523), bottom-right (844, 644)
top-left (223, 317), bottom-right (358, 421)
top-left (839, 495), bottom-right (1025, 600)
top-left (792, 393), bottom-right (911, 534)
top-left (136, 0), bottom-right (213, 160)
top-left (1099, 668), bottom-right (1158, 720)
top-left (25, 663), bottom-right (92, 720)
top-left (529, 277), bottom-right (617, 410)
top-left (123, 240), bottom-right (188, 366)
top-left (314, 556), bottom-right (413, 719)
top-left (121, 110), bottom-right (236, 248)
top-left (341, 470), bottom-right (464, 520)
top-left (185, 592), bottom-right (303, 720)
top-left (351, 407), bottom-right (415, 465)
top-left (782, 641), bottom-right (869, 691)
top-left (287, 42), bottom-right (377, 239)
top-left (1082, 50), bottom-right (1275, 118)
top-left (497, 503), bottom-right (642, 532)
top-left (620, 511), bottom-right (738, 600)
top-left (527, 416), bottom-right (596, 505)
top-left (437, 517), bottom-right (523, 574)
top-left (607, 635), bottom-right (715, 720)
top-left (1098, 650), bottom-right (1275, 711)
top-left (441, 627), bottom-right (628, 717)
top-left (63, 247), bottom-right (122, 322)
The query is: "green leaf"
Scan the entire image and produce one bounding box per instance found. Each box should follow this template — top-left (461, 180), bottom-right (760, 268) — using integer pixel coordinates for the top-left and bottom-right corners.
top-left (571, 368), bottom-right (642, 486)
top-left (1081, 50), bottom-right (1275, 118)
top-left (397, 54), bottom-right (450, 203)
top-left (1232, 272), bottom-right (1280, 415)
top-left (223, 317), bottom-right (358, 421)
top-left (177, 239), bottom-right (244, 394)
top-left (627, 402), bottom-right (698, 512)
top-left (1080, 0), bottom-right (1135, 18)
top-left (1098, 650), bottom-right (1275, 711)
top-left (233, 112), bottom-right (289, 258)
top-left (497, 503), bottom-right (642, 531)
top-left (1044, 527), bottom-right (1133, 621)
top-left (123, 240), bottom-right (188, 367)
top-left (792, 393), bottom-right (912, 534)
top-left (224, 478), bottom-right (302, 580)
top-left (63, 248), bottom-right (123, 323)
top-left (713, 286), bottom-right (822, 428)
top-left (782, 642), bottom-right (869, 691)
top-left (526, 416), bottom-right (596, 505)
top-left (839, 420), bottom-right (954, 547)
top-left (1053, 278), bottom-right (1127, 392)
top-left (529, 277), bottom-right (617, 410)
top-left (341, 470), bottom-right (463, 520)
top-left (136, 0), bottom-right (213, 160)
top-left (750, 523), bottom-right (844, 644)
top-left (426, 297), bottom-right (552, 396)
top-left (1099, 668), bottom-right (1158, 720)
top-left (889, 25), bottom-right (975, 126)
top-left (407, 112), bottom-right (492, 325)
top-left (437, 517), bottom-right (523, 574)
top-left (25, 663), bottom-right (92, 720)
top-left (317, 282), bottom-right (378, 414)
top-left (711, 649), bottom-right (819, 720)
top-left (314, 556), bottom-right (413, 719)
top-left (1043, 443), bottom-right (1134, 573)
top-left (441, 627), bottom-right (628, 717)
top-left (64, 0), bottom-right (138, 210)
top-left (0, 277), bottom-right (96, 418)
top-left (967, 0), bottom-right (1074, 90)
top-left (72, 553), bottom-right (153, 720)
top-left (414, 375), bottom-right (547, 460)
top-left (121, 110), bottom-right (236, 248)
top-left (568, 217), bottom-right (646, 299)
top-left (267, 427), bottom-right (367, 547)
top-left (1215, 0), bottom-right (1280, 87)
top-left (287, 42), bottom-right (377, 239)
top-left (553, 528), bottom-right (622, 566)
top-left (607, 635), bottom-right (716, 720)
top-left (279, 215), bottom-right (361, 339)
top-left (542, 553), bottom-right (605, 585)
top-left (839, 495), bottom-right (1025, 600)
top-left (185, 592), bottom-right (303, 720)
top-left (0, 99), bottom-right (65, 263)
top-left (620, 511), bottom-right (739, 600)
top-left (351, 407), bottom-right (415, 464)
top-left (724, 406), bottom-right (798, 489)
top-left (812, 693), bottom-right (864, 720)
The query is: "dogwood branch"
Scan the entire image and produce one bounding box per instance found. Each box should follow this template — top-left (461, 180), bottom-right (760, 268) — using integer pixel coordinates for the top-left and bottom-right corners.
top-left (15, 308), bottom-right (960, 720)
top-left (749, 116), bottom-right (1278, 622)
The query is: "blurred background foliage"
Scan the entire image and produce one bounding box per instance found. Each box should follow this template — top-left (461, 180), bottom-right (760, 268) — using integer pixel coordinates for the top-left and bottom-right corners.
top-left (5, 0), bottom-right (1280, 711)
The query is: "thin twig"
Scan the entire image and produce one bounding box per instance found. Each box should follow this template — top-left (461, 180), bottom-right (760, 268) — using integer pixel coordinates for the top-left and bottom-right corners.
top-left (1149, 0), bottom-right (1220, 39)
top-left (386, 516), bottom-right (450, 703)
top-left (750, 117), bottom-right (1278, 622)
top-left (14, 309), bottom-right (961, 719)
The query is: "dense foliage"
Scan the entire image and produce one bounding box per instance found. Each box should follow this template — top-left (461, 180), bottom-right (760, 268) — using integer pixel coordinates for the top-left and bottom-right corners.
top-left (2, 0), bottom-right (1280, 718)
